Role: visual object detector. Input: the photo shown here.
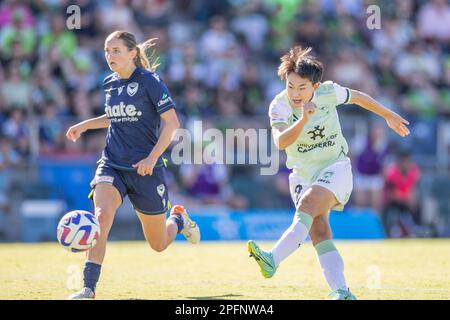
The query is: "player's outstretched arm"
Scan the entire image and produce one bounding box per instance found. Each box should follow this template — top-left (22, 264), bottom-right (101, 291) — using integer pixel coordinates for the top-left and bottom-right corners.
top-left (66, 114), bottom-right (110, 142)
top-left (349, 90), bottom-right (410, 137)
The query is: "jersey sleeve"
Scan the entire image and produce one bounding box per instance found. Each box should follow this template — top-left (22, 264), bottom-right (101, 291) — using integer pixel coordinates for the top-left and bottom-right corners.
top-left (333, 82), bottom-right (352, 105)
top-left (145, 73), bottom-right (176, 114)
top-left (268, 96), bottom-right (291, 127)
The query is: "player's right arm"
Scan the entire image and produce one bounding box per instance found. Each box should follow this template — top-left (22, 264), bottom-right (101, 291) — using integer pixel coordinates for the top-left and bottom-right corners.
top-left (272, 102), bottom-right (315, 150)
top-left (66, 114), bottom-right (110, 142)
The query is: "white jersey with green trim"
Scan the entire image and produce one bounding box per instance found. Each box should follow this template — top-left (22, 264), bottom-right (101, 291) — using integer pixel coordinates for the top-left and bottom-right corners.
top-left (269, 81), bottom-right (352, 182)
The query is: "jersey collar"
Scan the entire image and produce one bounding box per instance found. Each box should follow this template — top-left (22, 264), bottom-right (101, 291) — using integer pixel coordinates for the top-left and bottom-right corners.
top-left (116, 67), bottom-right (140, 83)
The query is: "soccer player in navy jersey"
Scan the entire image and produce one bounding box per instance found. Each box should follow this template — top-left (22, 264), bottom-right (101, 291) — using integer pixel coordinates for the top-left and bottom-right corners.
top-left (65, 31), bottom-right (200, 299)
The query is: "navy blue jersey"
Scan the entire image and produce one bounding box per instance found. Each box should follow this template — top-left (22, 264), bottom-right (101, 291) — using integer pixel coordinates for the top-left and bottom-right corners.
top-left (101, 67), bottom-right (175, 170)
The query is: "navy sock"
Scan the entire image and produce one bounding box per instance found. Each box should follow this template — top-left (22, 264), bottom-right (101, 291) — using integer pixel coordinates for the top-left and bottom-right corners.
top-left (168, 214), bottom-right (184, 234)
top-left (83, 261), bottom-right (101, 292)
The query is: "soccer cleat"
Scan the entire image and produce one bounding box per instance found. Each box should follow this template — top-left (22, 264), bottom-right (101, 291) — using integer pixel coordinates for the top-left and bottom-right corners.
top-left (170, 205), bottom-right (200, 244)
top-left (329, 288), bottom-right (357, 300)
top-left (247, 240), bottom-right (277, 278)
top-left (68, 287), bottom-right (95, 300)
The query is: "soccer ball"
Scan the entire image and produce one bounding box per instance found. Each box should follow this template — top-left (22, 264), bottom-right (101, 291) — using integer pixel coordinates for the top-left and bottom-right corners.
top-left (57, 210), bottom-right (100, 252)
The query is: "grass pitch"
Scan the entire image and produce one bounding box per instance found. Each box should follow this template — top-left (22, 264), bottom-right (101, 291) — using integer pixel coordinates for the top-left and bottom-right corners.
top-left (0, 239), bottom-right (449, 300)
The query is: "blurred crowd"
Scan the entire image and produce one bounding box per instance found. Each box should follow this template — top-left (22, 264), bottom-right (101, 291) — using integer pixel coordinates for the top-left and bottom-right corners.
top-left (1, 0), bottom-right (450, 238)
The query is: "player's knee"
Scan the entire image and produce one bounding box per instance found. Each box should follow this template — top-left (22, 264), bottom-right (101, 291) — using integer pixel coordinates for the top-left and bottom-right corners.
top-left (298, 189), bottom-right (335, 217)
top-left (148, 241), bottom-right (167, 253)
top-left (298, 194), bottom-right (323, 217)
top-left (95, 206), bottom-right (115, 227)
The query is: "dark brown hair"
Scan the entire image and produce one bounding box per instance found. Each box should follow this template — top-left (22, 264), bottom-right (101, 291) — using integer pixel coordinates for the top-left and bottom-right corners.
top-left (277, 46), bottom-right (323, 84)
top-left (107, 30), bottom-right (160, 71)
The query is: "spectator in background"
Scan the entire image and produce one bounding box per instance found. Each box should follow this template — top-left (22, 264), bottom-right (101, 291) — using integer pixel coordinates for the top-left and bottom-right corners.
top-left (238, 63), bottom-right (264, 116)
top-left (0, 0), bottom-right (35, 29)
top-left (31, 62), bottom-right (68, 112)
top-left (0, 8), bottom-right (36, 59)
top-left (100, 0), bottom-right (141, 37)
top-left (0, 135), bottom-right (22, 170)
top-left (383, 149), bottom-right (422, 237)
top-left (394, 41), bottom-right (441, 87)
top-left (179, 146), bottom-right (247, 209)
top-left (440, 56), bottom-right (450, 115)
top-left (132, 0), bottom-right (171, 28)
top-left (328, 48), bottom-right (378, 95)
top-left (39, 103), bottom-right (62, 155)
top-left (371, 16), bottom-right (414, 56)
top-left (351, 122), bottom-right (390, 214)
top-left (0, 61), bottom-right (33, 111)
top-left (230, 1), bottom-right (269, 52)
top-left (200, 16), bottom-right (236, 59)
top-left (0, 136), bottom-right (22, 217)
top-left (417, 0), bottom-right (450, 43)
top-left (2, 108), bottom-right (30, 157)
top-left (40, 14), bottom-right (77, 59)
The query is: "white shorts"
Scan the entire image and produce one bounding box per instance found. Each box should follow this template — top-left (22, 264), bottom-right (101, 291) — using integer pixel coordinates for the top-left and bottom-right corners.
top-left (289, 157), bottom-right (353, 211)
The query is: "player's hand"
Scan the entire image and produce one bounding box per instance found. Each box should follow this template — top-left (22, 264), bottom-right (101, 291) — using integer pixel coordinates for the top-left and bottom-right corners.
top-left (66, 123), bottom-right (87, 142)
top-left (301, 102), bottom-right (316, 122)
top-left (132, 156), bottom-right (158, 176)
top-left (385, 111), bottom-right (410, 137)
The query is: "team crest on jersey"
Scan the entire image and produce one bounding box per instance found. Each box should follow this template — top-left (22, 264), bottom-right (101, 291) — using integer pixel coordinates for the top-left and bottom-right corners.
top-left (127, 82), bottom-right (139, 96)
top-left (307, 125), bottom-right (325, 140)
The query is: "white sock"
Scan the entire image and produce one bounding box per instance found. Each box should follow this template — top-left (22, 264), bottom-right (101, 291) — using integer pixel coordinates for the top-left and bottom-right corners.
top-left (315, 240), bottom-right (347, 291)
top-left (271, 211), bottom-right (313, 266)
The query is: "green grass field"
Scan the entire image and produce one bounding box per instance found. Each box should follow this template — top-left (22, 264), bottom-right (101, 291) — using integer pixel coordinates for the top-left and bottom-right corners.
top-left (1, 239), bottom-right (449, 300)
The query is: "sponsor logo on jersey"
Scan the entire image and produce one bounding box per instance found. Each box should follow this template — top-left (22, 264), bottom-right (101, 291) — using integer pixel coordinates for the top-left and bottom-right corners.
top-left (118, 86), bottom-right (124, 95)
top-left (127, 82), bottom-right (139, 96)
top-left (105, 102), bottom-right (142, 122)
top-left (296, 134), bottom-right (338, 153)
top-left (157, 93), bottom-right (173, 107)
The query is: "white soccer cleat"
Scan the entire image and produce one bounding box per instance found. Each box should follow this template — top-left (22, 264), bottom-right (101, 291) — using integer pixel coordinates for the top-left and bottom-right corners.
top-left (170, 205), bottom-right (200, 244)
top-left (68, 287), bottom-right (95, 300)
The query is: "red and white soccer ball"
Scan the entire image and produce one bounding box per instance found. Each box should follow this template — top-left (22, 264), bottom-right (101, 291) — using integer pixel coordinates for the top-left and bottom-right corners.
top-left (57, 210), bottom-right (100, 252)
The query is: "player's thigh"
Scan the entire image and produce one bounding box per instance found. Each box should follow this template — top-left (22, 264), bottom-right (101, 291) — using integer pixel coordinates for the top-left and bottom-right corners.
top-left (93, 183), bottom-right (122, 231)
top-left (136, 210), bottom-right (168, 248)
top-left (309, 212), bottom-right (332, 246)
top-left (297, 185), bottom-right (339, 218)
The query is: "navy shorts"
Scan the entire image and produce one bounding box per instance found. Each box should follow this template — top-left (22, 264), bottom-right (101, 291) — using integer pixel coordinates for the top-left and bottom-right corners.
top-left (89, 162), bottom-right (170, 215)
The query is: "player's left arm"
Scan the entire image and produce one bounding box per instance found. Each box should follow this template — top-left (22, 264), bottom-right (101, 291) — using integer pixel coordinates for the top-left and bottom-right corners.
top-left (349, 89), bottom-right (410, 137)
top-left (133, 109), bottom-right (180, 176)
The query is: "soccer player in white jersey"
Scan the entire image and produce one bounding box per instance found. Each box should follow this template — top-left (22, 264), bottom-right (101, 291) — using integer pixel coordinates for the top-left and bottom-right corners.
top-left (247, 46), bottom-right (410, 300)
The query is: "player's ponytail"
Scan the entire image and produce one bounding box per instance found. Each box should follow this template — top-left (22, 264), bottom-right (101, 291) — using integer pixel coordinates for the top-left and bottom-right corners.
top-left (107, 31), bottom-right (160, 72)
top-left (135, 38), bottom-right (160, 72)
top-left (277, 45), bottom-right (323, 84)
